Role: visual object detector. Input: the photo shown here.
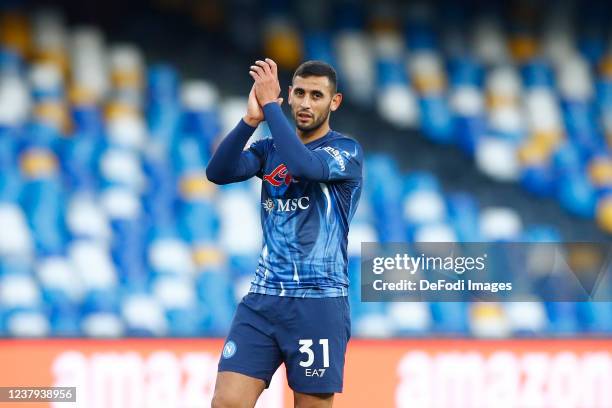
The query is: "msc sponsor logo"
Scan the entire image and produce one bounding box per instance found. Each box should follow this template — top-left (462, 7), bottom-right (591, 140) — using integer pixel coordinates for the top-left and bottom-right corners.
top-left (262, 197), bottom-right (310, 213)
top-left (263, 198), bottom-right (275, 213)
top-left (264, 164), bottom-right (293, 186)
top-left (322, 146), bottom-right (346, 171)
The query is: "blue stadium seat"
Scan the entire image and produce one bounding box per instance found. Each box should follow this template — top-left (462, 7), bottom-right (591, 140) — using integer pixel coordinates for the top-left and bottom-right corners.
top-left (557, 171), bottom-right (597, 218)
top-left (521, 60), bottom-right (555, 88)
top-left (418, 95), bottom-right (454, 144)
top-left (446, 193), bottom-right (481, 241)
top-left (430, 302), bottom-right (469, 335)
top-left (365, 156), bottom-right (405, 242)
top-left (196, 269), bottom-right (234, 335)
top-left (448, 56), bottom-right (483, 88)
top-left (577, 302), bottom-right (612, 333)
top-left (303, 32), bottom-right (336, 66)
top-left (546, 302), bottom-right (579, 335)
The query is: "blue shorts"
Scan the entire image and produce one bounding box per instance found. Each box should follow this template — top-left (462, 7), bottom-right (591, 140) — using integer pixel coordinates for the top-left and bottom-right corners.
top-left (218, 293), bottom-right (351, 394)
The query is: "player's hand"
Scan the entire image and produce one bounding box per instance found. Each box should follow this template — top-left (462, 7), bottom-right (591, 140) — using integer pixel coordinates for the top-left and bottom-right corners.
top-left (249, 58), bottom-right (281, 106)
top-left (243, 83), bottom-right (283, 127)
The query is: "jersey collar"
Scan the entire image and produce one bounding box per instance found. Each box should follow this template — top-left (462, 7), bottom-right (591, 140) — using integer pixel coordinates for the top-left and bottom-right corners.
top-left (304, 129), bottom-right (334, 149)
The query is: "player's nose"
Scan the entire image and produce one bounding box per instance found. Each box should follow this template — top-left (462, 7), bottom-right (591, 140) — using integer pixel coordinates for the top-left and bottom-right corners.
top-left (299, 95), bottom-right (311, 108)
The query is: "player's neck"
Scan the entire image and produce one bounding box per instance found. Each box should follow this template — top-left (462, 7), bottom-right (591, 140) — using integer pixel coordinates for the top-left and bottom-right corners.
top-left (296, 122), bottom-right (331, 145)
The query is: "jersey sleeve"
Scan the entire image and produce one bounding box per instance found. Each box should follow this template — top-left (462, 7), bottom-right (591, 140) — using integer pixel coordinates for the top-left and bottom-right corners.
top-left (246, 137), bottom-right (271, 178)
top-left (311, 138), bottom-right (363, 181)
top-left (206, 119), bottom-right (263, 185)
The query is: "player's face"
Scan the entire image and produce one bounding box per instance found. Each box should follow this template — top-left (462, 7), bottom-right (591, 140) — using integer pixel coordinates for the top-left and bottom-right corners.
top-left (289, 75), bottom-right (341, 132)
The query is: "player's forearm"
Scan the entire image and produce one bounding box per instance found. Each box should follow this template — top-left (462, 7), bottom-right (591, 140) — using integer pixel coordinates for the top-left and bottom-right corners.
top-left (262, 102), bottom-right (328, 180)
top-left (206, 119), bottom-right (257, 184)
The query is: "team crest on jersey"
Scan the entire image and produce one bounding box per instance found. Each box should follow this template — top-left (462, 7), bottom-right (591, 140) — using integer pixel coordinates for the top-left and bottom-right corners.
top-left (264, 164), bottom-right (293, 186)
top-left (222, 340), bottom-right (237, 359)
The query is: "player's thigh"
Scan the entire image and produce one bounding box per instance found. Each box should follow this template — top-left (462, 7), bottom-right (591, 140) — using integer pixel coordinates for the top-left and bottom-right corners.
top-left (293, 391), bottom-right (334, 408)
top-left (280, 296), bottom-right (351, 394)
top-left (212, 371), bottom-right (266, 408)
top-left (218, 294), bottom-right (283, 386)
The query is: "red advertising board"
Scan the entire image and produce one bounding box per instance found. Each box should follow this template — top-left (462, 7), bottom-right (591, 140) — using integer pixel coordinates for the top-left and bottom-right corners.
top-left (0, 339), bottom-right (610, 407)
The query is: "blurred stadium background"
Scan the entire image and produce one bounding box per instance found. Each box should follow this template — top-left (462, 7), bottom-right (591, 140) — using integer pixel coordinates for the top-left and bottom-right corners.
top-left (0, 0), bottom-right (611, 407)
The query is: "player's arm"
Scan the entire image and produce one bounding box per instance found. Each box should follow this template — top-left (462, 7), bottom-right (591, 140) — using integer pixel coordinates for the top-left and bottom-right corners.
top-left (262, 101), bottom-right (330, 180)
top-left (205, 85), bottom-right (282, 185)
top-left (263, 103), bottom-right (362, 181)
top-left (205, 119), bottom-right (260, 185)
top-left (263, 103), bottom-right (363, 182)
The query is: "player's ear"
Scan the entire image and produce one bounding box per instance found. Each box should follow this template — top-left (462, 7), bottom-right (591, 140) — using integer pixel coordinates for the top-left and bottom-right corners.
top-left (288, 85), bottom-right (293, 104)
top-left (330, 92), bottom-right (342, 111)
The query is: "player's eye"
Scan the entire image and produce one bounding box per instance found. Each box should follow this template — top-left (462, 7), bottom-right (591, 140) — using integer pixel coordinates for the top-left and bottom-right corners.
top-left (294, 89), bottom-right (304, 96)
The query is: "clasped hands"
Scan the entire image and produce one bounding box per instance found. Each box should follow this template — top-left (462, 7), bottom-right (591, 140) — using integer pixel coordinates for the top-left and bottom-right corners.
top-left (243, 58), bottom-right (283, 127)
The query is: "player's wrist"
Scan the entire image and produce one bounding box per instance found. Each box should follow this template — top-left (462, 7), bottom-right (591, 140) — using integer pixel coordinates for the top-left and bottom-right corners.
top-left (242, 115), bottom-right (261, 128)
top-left (262, 99), bottom-right (279, 108)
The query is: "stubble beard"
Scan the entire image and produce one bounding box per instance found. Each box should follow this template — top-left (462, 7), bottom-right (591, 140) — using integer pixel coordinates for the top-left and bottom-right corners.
top-left (293, 107), bottom-right (331, 132)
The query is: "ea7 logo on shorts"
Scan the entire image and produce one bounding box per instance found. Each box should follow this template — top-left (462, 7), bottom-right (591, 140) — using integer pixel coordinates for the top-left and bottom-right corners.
top-left (264, 164), bottom-right (293, 186)
top-left (222, 341), bottom-right (237, 359)
top-left (305, 368), bottom-right (326, 377)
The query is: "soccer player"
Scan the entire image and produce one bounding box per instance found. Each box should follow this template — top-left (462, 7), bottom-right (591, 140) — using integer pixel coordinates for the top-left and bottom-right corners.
top-left (206, 59), bottom-right (363, 408)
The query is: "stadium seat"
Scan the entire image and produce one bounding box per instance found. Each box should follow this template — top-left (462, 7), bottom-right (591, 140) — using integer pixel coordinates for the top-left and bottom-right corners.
top-left (6, 310), bottom-right (50, 337)
top-left (263, 16), bottom-right (303, 70)
top-left (449, 85), bottom-right (486, 155)
top-left (479, 207), bottom-right (523, 241)
top-left (470, 303), bottom-right (511, 338)
top-left (475, 137), bottom-right (520, 182)
top-left (336, 30), bottom-right (375, 106)
top-left (0, 203), bottom-right (33, 259)
top-left (81, 312), bottom-right (124, 337)
top-left (121, 294), bottom-right (167, 336)
top-left (0, 273), bottom-right (41, 310)
top-left (387, 303), bottom-right (431, 335)
top-left (353, 312), bottom-right (394, 338)
top-left (430, 302), bottom-right (468, 335)
top-left (303, 31), bottom-right (336, 66)
top-left (446, 193), bottom-right (481, 241)
top-left (196, 268), bottom-right (235, 335)
top-left (504, 302), bottom-right (548, 336)
top-left (596, 195), bottom-right (612, 233)
top-left (545, 302), bottom-right (579, 335)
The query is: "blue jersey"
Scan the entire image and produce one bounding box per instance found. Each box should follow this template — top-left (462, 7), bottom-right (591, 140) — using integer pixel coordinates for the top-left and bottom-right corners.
top-left (246, 130), bottom-right (363, 297)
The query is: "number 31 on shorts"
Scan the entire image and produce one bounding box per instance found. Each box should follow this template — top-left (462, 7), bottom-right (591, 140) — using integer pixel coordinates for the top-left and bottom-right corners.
top-left (298, 338), bottom-right (329, 368)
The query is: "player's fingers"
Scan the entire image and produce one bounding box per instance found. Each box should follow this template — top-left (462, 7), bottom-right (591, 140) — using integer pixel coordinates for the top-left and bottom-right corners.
top-left (255, 60), bottom-right (272, 76)
top-left (250, 64), bottom-right (264, 75)
top-left (276, 97), bottom-right (283, 105)
top-left (249, 65), bottom-right (263, 79)
top-left (265, 58), bottom-right (278, 76)
top-left (249, 70), bottom-right (260, 81)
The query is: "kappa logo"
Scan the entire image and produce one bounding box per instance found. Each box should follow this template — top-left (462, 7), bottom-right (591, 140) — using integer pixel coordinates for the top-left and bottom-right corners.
top-left (263, 164), bottom-right (293, 186)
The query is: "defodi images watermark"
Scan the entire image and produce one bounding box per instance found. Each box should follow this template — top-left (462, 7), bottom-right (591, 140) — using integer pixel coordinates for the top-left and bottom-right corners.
top-left (361, 242), bottom-right (612, 302)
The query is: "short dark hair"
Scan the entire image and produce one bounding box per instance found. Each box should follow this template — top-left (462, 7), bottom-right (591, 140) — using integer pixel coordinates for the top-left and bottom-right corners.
top-left (292, 60), bottom-right (337, 93)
